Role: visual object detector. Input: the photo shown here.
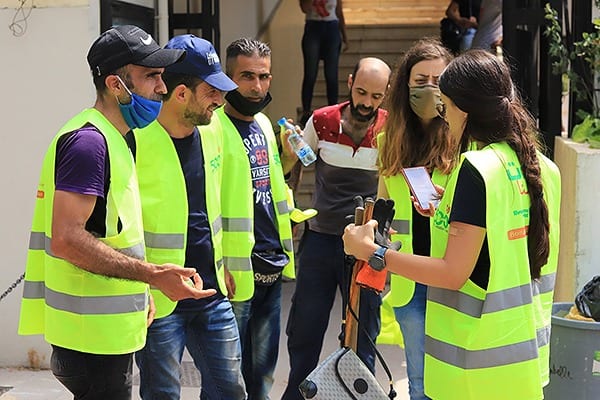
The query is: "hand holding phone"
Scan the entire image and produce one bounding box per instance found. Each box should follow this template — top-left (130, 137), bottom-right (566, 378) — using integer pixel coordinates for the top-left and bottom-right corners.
top-left (401, 166), bottom-right (440, 210)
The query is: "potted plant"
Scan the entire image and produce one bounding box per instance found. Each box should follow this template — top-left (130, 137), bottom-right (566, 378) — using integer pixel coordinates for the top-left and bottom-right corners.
top-left (544, 1), bottom-right (600, 147)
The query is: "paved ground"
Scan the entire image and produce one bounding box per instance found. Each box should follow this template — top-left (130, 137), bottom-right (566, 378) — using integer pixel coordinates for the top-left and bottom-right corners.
top-left (0, 280), bottom-right (409, 399)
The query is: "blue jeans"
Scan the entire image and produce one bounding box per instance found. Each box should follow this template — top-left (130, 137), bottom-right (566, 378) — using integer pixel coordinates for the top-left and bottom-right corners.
top-left (50, 345), bottom-right (132, 400)
top-left (282, 230), bottom-right (381, 400)
top-left (135, 298), bottom-right (246, 400)
top-left (301, 20), bottom-right (342, 112)
top-left (393, 283), bottom-right (430, 400)
top-left (231, 278), bottom-right (282, 400)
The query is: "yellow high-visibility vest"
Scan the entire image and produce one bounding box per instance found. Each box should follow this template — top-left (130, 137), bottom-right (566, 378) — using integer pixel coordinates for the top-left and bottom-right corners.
top-left (425, 142), bottom-right (561, 399)
top-left (134, 120), bottom-right (226, 318)
top-left (19, 108), bottom-right (148, 355)
top-left (209, 108), bottom-right (295, 301)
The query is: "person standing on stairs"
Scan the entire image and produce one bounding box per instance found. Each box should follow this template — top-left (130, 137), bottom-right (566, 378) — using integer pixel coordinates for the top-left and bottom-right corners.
top-left (299, 0), bottom-right (348, 126)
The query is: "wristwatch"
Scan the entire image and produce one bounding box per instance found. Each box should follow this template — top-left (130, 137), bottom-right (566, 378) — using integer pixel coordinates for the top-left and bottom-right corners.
top-left (368, 246), bottom-right (388, 271)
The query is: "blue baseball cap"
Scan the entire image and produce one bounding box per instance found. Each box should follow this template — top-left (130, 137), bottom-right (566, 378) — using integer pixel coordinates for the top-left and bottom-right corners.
top-left (164, 34), bottom-right (237, 92)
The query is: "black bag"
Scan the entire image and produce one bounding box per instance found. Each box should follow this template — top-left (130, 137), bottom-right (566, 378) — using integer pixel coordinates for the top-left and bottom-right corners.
top-left (299, 347), bottom-right (389, 399)
top-left (575, 275), bottom-right (600, 321)
top-left (440, 17), bottom-right (463, 53)
top-left (251, 252), bottom-right (289, 286)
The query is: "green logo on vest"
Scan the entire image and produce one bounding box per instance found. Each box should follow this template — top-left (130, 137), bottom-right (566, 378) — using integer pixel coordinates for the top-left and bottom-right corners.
top-left (209, 154), bottom-right (222, 172)
top-left (433, 204), bottom-right (450, 230)
top-left (506, 161), bottom-right (529, 195)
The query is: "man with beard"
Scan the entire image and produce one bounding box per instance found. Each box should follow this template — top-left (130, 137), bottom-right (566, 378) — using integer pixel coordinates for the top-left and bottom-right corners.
top-left (282, 57), bottom-right (391, 400)
top-left (133, 35), bottom-right (248, 400)
top-left (201, 37), bottom-right (296, 399)
top-left (17, 25), bottom-right (220, 400)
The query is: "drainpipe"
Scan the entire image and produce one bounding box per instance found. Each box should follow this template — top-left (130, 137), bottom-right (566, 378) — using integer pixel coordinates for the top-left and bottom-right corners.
top-left (157, 0), bottom-right (169, 46)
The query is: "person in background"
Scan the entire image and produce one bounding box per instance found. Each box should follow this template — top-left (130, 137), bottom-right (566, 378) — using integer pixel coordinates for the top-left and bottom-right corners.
top-left (18, 25), bottom-right (215, 400)
top-left (445, 0), bottom-right (481, 52)
top-left (471, 0), bottom-right (502, 52)
top-left (282, 57), bottom-right (391, 400)
top-left (299, 0), bottom-right (348, 126)
top-left (133, 35), bottom-right (247, 400)
top-left (377, 38), bottom-right (454, 400)
top-left (204, 37), bottom-right (296, 400)
top-left (343, 49), bottom-right (561, 400)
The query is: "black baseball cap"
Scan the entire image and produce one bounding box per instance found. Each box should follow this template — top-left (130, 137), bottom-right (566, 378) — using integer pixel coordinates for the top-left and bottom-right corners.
top-left (87, 25), bottom-right (186, 76)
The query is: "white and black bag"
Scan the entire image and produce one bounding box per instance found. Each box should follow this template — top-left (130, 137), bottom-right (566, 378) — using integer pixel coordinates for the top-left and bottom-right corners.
top-left (299, 347), bottom-right (390, 399)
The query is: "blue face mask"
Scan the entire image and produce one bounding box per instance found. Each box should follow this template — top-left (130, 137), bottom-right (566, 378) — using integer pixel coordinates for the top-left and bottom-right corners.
top-left (116, 76), bottom-right (162, 129)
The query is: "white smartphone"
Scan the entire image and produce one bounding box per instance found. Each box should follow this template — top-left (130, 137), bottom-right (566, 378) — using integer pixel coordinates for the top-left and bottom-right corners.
top-left (401, 166), bottom-right (440, 209)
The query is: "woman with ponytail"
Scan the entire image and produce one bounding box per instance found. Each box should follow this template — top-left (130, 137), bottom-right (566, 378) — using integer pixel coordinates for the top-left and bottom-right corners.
top-left (344, 50), bottom-right (561, 400)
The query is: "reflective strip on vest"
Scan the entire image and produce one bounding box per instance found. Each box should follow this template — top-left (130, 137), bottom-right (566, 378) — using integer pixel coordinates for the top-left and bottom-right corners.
top-left (222, 217), bottom-right (253, 232)
top-left (224, 256), bottom-right (252, 271)
top-left (29, 232), bottom-right (49, 252)
top-left (30, 232), bottom-right (144, 260)
top-left (22, 280), bottom-right (44, 299)
top-left (282, 238), bottom-right (294, 253)
top-left (44, 286), bottom-right (147, 315)
top-left (144, 232), bottom-right (185, 250)
top-left (276, 199), bottom-right (290, 215)
top-left (425, 335), bottom-right (538, 370)
top-left (537, 325), bottom-right (550, 347)
top-left (428, 273), bottom-right (556, 318)
top-left (532, 272), bottom-right (556, 296)
top-left (391, 219), bottom-right (410, 235)
top-left (212, 215), bottom-right (223, 235)
top-left (24, 272), bottom-right (148, 314)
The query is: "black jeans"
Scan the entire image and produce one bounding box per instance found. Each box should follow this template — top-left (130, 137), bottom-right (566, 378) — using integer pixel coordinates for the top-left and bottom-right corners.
top-left (301, 20), bottom-right (342, 112)
top-left (51, 345), bottom-right (133, 400)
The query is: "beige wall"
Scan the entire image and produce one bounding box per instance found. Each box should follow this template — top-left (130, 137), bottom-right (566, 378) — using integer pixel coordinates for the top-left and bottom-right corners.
top-left (261, 0), bottom-right (305, 124)
top-left (0, 3), bottom-right (98, 367)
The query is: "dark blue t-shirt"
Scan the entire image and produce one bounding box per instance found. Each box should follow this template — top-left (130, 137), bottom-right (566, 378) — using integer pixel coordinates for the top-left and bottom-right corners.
top-left (172, 128), bottom-right (222, 310)
top-left (228, 115), bottom-right (282, 253)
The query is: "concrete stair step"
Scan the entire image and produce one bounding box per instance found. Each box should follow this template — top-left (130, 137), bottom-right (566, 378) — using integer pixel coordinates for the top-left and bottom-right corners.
top-left (344, 0), bottom-right (448, 25)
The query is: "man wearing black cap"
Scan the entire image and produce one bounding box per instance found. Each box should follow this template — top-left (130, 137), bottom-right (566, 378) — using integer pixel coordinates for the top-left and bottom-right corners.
top-left (18, 25), bottom-right (216, 400)
top-left (133, 34), bottom-right (247, 400)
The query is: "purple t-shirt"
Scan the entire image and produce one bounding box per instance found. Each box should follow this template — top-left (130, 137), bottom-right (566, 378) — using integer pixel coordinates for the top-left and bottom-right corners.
top-left (55, 125), bottom-right (108, 197)
top-left (55, 125), bottom-right (110, 236)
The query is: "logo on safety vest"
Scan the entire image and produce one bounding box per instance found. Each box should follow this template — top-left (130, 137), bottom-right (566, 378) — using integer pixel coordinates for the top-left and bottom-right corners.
top-left (507, 226), bottom-right (528, 240)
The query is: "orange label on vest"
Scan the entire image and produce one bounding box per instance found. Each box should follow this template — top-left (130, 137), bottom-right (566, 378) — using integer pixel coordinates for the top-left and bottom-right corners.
top-left (36, 190), bottom-right (44, 199)
top-left (507, 226), bottom-right (528, 240)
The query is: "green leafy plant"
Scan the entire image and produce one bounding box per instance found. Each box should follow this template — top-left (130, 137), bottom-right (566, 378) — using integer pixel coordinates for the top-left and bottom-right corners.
top-left (544, 2), bottom-right (600, 148)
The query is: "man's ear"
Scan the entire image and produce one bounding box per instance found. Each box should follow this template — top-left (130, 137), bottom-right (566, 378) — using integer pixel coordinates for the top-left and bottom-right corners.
top-left (105, 75), bottom-right (121, 95)
top-left (173, 84), bottom-right (188, 103)
top-left (347, 74), bottom-right (353, 91)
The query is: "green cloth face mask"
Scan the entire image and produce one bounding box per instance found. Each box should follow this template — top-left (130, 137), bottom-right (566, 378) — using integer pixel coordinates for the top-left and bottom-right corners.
top-left (409, 84), bottom-right (442, 120)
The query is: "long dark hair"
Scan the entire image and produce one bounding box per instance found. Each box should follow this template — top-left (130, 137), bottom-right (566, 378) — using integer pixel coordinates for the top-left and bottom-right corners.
top-left (439, 50), bottom-right (550, 279)
top-left (379, 38), bottom-right (455, 177)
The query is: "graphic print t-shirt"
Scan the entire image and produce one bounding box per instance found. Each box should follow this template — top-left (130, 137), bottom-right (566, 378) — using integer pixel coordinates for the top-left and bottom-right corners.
top-left (229, 116), bottom-right (282, 253)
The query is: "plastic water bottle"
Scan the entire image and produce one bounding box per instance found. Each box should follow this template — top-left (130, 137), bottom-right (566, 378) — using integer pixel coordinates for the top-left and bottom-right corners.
top-left (278, 117), bottom-right (317, 166)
